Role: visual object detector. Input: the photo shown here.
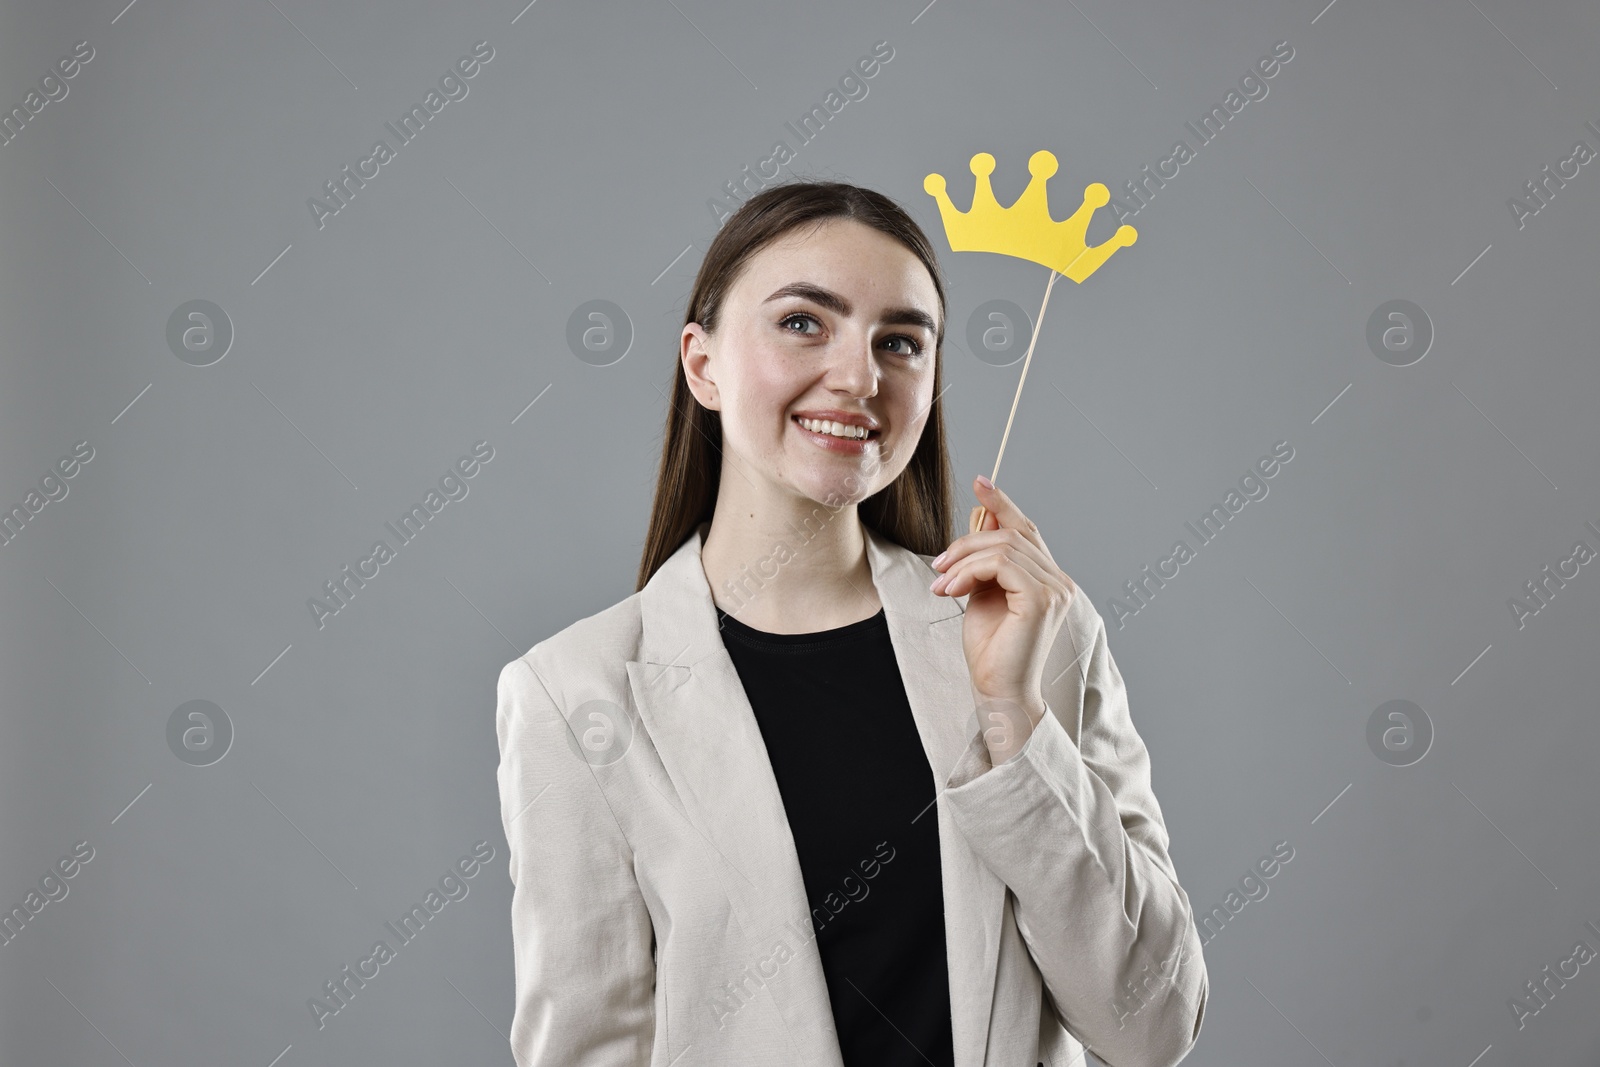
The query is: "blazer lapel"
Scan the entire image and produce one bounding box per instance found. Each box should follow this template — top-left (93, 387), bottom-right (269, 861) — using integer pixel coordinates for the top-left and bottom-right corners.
top-left (863, 521), bottom-right (1006, 1067)
top-left (627, 522), bottom-right (841, 1060)
top-left (627, 519), bottom-right (1006, 1067)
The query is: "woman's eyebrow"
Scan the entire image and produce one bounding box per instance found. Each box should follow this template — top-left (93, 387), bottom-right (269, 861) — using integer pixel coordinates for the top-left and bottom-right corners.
top-left (763, 281), bottom-right (937, 335)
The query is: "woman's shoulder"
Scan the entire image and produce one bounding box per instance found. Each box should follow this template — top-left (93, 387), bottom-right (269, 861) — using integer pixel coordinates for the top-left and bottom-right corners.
top-left (498, 589), bottom-right (646, 699)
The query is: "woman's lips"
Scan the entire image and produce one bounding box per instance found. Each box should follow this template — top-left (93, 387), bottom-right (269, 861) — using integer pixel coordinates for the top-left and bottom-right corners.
top-left (792, 415), bottom-right (879, 454)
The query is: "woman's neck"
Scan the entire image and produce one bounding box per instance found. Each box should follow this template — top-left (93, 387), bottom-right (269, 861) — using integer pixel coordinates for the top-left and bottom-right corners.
top-left (699, 504), bottom-right (883, 635)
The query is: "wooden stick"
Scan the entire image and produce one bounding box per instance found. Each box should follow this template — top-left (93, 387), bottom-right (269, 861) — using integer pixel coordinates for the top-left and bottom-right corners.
top-left (971, 267), bottom-right (1061, 534)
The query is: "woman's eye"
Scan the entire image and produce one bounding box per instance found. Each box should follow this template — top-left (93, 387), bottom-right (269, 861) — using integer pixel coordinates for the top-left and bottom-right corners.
top-left (780, 313), bottom-right (822, 335)
top-left (778, 313), bottom-right (924, 357)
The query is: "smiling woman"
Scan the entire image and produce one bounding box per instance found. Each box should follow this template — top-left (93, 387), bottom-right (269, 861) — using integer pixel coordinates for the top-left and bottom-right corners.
top-left (658, 197), bottom-right (950, 623)
top-left (496, 178), bottom-right (1209, 1067)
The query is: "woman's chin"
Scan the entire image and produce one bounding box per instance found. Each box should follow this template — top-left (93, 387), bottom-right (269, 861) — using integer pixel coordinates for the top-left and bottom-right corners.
top-left (795, 477), bottom-right (874, 512)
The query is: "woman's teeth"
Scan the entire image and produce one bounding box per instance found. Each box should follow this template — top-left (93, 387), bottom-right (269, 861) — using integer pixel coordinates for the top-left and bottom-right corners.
top-left (796, 417), bottom-right (872, 439)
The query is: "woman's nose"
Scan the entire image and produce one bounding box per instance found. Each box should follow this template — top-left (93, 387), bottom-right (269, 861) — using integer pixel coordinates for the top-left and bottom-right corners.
top-left (825, 337), bottom-right (879, 396)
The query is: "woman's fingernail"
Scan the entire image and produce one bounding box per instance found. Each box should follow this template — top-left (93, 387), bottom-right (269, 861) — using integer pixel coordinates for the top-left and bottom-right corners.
top-left (931, 551), bottom-right (948, 568)
top-left (976, 475), bottom-right (994, 490)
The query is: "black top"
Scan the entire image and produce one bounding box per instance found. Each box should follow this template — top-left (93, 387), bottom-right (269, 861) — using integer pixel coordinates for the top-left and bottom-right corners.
top-left (716, 605), bottom-right (956, 1067)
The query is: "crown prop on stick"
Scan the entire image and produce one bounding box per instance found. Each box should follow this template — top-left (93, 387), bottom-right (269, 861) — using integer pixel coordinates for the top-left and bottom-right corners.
top-left (923, 150), bottom-right (1136, 531)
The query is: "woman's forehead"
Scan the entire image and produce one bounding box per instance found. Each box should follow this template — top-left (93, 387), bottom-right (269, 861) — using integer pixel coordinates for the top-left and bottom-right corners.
top-left (736, 225), bottom-right (939, 314)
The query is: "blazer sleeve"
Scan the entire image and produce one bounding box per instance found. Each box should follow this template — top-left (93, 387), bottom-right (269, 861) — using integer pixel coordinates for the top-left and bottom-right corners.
top-left (938, 597), bottom-right (1209, 1067)
top-left (496, 655), bottom-right (656, 1065)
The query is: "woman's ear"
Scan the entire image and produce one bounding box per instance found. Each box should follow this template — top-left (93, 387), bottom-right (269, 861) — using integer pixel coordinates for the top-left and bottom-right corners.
top-left (680, 323), bottom-right (720, 411)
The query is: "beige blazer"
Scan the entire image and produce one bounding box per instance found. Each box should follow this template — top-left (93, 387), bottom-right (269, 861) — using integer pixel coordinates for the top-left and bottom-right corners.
top-left (495, 518), bottom-right (1208, 1067)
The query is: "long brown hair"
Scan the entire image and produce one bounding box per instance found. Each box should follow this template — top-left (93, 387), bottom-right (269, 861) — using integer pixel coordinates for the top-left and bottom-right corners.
top-left (636, 179), bottom-right (955, 592)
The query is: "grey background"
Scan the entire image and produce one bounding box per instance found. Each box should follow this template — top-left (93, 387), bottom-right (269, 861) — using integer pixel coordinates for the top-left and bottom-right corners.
top-left (2, 0), bottom-right (1598, 1064)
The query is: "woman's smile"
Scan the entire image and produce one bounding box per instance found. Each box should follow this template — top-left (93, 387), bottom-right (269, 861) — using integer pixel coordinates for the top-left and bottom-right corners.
top-left (791, 413), bottom-right (881, 455)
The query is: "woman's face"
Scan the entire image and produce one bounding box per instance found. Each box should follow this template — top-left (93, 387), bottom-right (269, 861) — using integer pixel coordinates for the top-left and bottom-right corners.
top-left (682, 217), bottom-right (941, 513)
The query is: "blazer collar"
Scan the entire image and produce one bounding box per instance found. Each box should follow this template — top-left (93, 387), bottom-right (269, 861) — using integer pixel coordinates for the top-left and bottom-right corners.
top-left (626, 516), bottom-right (1005, 1067)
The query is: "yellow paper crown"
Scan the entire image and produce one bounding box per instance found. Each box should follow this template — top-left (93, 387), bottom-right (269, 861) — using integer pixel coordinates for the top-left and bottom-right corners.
top-left (923, 150), bottom-right (1136, 282)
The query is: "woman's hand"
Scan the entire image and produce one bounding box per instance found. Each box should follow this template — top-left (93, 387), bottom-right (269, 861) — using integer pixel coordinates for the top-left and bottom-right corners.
top-left (929, 476), bottom-right (1077, 761)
